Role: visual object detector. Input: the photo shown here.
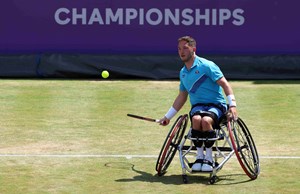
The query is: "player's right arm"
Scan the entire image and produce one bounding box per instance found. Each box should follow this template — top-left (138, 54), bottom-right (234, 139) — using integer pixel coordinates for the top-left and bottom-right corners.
top-left (173, 90), bottom-right (188, 111)
top-left (159, 90), bottom-right (188, 126)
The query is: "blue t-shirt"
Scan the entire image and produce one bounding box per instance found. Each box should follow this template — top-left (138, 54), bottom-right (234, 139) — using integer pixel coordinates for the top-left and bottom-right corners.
top-left (179, 56), bottom-right (226, 106)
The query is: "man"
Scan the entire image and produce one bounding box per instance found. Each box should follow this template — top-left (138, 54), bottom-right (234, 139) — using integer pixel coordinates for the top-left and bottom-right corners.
top-left (159, 36), bottom-right (238, 172)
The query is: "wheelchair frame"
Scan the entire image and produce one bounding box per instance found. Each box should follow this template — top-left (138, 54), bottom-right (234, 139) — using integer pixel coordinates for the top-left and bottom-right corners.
top-left (156, 114), bottom-right (260, 184)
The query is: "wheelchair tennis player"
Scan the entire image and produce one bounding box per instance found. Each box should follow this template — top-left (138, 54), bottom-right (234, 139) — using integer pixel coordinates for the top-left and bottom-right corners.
top-left (159, 36), bottom-right (238, 172)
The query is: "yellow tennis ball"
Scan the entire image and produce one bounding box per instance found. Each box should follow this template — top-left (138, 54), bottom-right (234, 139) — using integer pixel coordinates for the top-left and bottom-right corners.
top-left (101, 70), bottom-right (109, 79)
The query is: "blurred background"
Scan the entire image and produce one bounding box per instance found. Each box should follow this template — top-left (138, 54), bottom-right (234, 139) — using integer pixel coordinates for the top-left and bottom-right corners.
top-left (0, 0), bottom-right (299, 80)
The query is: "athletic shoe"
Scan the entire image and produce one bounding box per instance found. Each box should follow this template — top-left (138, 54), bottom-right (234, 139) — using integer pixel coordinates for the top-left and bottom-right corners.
top-left (191, 159), bottom-right (204, 171)
top-left (201, 160), bottom-right (213, 172)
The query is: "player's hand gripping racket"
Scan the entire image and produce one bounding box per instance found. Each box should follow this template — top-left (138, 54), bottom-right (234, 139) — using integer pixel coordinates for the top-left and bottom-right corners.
top-left (127, 114), bottom-right (160, 123)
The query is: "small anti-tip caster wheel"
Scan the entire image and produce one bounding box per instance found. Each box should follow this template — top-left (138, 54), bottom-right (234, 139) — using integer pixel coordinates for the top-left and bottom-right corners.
top-left (182, 175), bottom-right (189, 184)
top-left (209, 176), bottom-right (217, 184)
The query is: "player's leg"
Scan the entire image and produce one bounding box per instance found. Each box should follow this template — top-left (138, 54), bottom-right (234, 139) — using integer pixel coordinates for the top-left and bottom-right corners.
top-left (190, 115), bottom-right (215, 171)
top-left (201, 116), bottom-right (216, 171)
top-left (191, 115), bottom-right (204, 158)
top-left (201, 105), bottom-right (225, 172)
top-left (190, 115), bottom-right (206, 171)
top-left (189, 106), bottom-right (206, 171)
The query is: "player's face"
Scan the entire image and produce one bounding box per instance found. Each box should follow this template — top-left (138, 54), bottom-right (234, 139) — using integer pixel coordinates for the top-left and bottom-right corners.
top-left (178, 40), bottom-right (195, 63)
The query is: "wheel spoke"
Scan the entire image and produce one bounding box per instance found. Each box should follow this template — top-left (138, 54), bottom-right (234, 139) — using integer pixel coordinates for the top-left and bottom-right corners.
top-left (229, 118), bottom-right (260, 179)
top-left (156, 114), bottom-right (188, 175)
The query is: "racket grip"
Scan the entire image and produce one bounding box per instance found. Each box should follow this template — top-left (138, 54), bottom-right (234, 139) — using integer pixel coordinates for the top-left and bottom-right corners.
top-left (156, 119), bottom-right (167, 125)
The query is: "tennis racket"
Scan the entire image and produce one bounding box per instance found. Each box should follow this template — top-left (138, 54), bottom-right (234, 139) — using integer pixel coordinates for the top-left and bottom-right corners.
top-left (127, 113), bottom-right (160, 123)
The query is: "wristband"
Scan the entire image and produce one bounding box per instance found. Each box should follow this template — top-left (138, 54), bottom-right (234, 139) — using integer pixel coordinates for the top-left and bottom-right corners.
top-left (227, 94), bottom-right (237, 107)
top-left (165, 106), bottom-right (178, 120)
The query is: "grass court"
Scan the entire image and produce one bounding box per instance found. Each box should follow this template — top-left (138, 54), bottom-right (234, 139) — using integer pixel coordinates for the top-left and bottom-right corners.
top-left (0, 79), bottom-right (299, 193)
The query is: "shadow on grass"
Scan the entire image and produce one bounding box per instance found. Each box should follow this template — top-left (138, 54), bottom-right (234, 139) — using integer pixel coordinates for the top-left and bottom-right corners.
top-left (115, 165), bottom-right (208, 185)
top-left (109, 162), bottom-right (253, 185)
top-left (213, 174), bottom-right (253, 185)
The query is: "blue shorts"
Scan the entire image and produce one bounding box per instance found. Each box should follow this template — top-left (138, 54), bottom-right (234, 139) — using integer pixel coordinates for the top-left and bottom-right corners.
top-left (190, 104), bottom-right (226, 121)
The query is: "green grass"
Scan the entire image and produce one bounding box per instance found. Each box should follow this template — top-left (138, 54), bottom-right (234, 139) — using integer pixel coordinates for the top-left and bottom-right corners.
top-left (0, 80), bottom-right (299, 193)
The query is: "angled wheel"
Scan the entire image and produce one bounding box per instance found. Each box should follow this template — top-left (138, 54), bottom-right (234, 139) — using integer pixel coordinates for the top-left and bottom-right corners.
top-left (228, 118), bottom-right (260, 179)
top-left (156, 114), bottom-right (188, 176)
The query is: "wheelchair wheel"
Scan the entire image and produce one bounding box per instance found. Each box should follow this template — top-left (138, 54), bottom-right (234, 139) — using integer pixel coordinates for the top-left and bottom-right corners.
top-left (156, 114), bottom-right (188, 176)
top-left (228, 118), bottom-right (260, 180)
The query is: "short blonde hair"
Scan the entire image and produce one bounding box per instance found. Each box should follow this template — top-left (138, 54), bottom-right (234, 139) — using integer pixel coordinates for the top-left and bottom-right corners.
top-left (178, 36), bottom-right (196, 47)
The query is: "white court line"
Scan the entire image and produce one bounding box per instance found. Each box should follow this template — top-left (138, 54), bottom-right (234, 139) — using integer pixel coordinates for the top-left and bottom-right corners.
top-left (0, 154), bottom-right (299, 159)
top-left (0, 154), bottom-right (156, 158)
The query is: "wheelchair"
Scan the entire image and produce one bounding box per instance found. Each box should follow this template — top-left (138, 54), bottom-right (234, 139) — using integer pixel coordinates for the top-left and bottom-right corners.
top-left (155, 113), bottom-right (260, 184)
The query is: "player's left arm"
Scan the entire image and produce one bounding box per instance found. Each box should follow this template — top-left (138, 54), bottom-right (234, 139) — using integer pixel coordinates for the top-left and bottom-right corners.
top-left (217, 77), bottom-right (238, 120)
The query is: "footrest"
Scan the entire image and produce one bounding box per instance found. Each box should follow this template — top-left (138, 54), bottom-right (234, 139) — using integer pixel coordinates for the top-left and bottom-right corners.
top-left (189, 160), bottom-right (220, 172)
